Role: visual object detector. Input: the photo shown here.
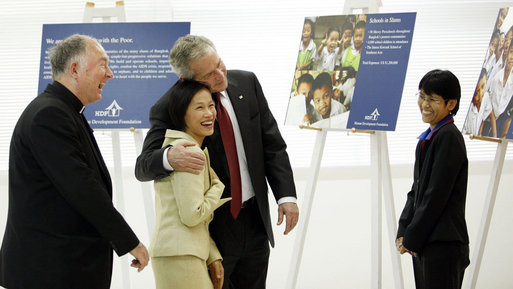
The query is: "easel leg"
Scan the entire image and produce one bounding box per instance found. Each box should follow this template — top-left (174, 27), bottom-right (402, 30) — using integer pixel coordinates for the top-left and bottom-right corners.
top-left (463, 141), bottom-right (508, 289)
top-left (378, 132), bottom-right (404, 289)
top-left (133, 129), bottom-right (155, 237)
top-left (111, 131), bottom-right (131, 289)
top-left (286, 130), bottom-right (327, 289)
top-left (370, 133), bottom-right (383, 289)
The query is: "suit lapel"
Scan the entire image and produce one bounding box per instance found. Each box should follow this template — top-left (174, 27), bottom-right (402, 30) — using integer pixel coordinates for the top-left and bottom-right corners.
top-left (226, 75), bottom-right (251, 148)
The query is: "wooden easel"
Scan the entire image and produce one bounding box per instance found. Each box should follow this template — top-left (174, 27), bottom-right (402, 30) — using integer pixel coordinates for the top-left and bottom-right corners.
top-left (286, 2), bottom-right (405, 288)
top-left (83, 2), bottom-right (155, 289)
top-left (83, 1), bottom-right (126, 22)
top-left (285, 128), bottom-right (404, 289)
top-left (463, 135), bottom-right (510, 289)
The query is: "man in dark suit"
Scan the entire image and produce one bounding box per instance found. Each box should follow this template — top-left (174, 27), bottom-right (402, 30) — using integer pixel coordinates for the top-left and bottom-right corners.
top-left (396, 70), bottom-right (470, 289)
top-left (0, 34), bottom-right (149, 289)
top-left (135, 35), bottom-right (299, 289)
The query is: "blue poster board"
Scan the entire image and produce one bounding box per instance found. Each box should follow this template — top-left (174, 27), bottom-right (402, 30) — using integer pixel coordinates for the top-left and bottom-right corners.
top-left (285, 13), bottom-right (415, 131)
top-left (38, 22), bottom-right (190, 129)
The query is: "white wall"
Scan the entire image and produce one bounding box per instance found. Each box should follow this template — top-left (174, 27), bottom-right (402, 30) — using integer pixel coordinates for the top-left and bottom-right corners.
top-left (2, 0), bottom-right (513, 288)
top-left (2, 161), bottom-right (513, 288)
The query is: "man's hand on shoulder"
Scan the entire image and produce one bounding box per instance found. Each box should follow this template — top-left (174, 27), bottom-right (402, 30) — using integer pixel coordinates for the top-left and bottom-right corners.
top-left (167, 141), bottom-right (206, 174)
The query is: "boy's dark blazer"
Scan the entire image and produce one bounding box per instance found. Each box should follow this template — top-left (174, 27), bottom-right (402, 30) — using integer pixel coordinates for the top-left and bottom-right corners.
top-left (397, 122), bottom-right (469, 253)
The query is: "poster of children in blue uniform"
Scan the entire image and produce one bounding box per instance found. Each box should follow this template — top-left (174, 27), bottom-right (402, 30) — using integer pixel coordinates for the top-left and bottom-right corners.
top-left (462, 7), bottom-right (513, 139)
top-left (38, 22), bottom-right (190, 129)
top-left (285, 13), bottom-right (416, 131)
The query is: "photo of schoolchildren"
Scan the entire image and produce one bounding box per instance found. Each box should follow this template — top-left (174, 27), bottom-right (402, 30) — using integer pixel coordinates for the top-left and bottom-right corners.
top-left (287, 14), bottom-right (366, 129)
top-left (463, 7), bottom-right (513, 139)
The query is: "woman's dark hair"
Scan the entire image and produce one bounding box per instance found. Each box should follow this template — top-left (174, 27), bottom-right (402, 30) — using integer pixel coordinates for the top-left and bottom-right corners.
top-left (167, 79), bottom-right (211, 131)
top-left (418, 69), bottom-right (461, 115)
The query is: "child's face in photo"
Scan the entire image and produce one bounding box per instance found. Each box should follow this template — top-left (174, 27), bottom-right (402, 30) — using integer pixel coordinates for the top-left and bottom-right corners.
top-left (353, 28), bottom-right (365, 50)
top-left (504, 31), bottom-right (513, 58)
top-left (342, 29), bottom-right (353, 48)
top-left (496, 35), bottom-right (505, 58)
top-left (313, 85), bottom-right (332, 118)
top-left (473, 76), bottom-right (487, 105)
top-left (297, 82), bottom-right (312, 98)
top-left (489, 37), bottom-right (499, 55)
top-left (302, 22), bottom-right (312, 43)
top-left (334, 87), bottom-right (342, 100)
top-left (506, 44), bottom-right (513, 69)
top-left (327, 30), bottom-right (340, 52)
top-left (497, 8), bottom-right (508, 30)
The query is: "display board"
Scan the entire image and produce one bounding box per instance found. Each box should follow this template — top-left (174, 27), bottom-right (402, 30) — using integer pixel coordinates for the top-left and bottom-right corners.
top-left (462, 7), bottom-right (513, 139)
top-left (285, 12), bottom-right (415, 131)
top-left (38, 22), bottom-right (190, 129)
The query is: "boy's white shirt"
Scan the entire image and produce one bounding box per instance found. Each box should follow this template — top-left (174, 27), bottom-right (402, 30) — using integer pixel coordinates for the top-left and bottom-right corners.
top-left (317, 46), bottom-right (339, 71)
top-left (489, 67), bottom-right (513, 116)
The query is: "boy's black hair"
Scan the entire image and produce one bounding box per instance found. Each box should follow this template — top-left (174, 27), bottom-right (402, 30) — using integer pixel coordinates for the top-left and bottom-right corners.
top-left (355, 20), bottom-right (366, 31)
top-left (326, 26), bottom-right (340, 40)
top-left (341, 21), bottom-right (354, 33)
top-left (311, 72), bottom-right (333, 94)
top-left (418, 69), bottom-right (461, 115)
top-left (297, 73), bottom-right (314, 87)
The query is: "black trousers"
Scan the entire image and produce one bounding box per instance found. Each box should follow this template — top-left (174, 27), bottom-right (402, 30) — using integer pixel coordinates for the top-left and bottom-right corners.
top-left (412, 242), bottom-right (470, 289)
top-left (211, 198), bottom-right (270, 289)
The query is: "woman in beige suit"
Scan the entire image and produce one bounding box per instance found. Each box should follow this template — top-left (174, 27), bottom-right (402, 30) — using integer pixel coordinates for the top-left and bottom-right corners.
top-left (149, 79), bottom-right (230, 289)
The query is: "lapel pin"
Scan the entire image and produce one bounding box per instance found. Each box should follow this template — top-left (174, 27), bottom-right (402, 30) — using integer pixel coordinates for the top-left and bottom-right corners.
top-left (239, 95), bottom-right (243, 99)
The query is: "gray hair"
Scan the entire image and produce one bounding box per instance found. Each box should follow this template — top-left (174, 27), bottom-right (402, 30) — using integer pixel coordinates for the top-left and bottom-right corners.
top-left (169, 35), bottom-right (216, 79)
top-left (49, 34), bottom-right (94, 80)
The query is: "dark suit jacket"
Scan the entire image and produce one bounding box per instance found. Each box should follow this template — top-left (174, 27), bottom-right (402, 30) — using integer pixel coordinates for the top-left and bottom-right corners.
top-left (135, 70), bottom-right (296, 247)
top-left (0, 82), bottom-right (139, 289)
top-left (397, 121), bottom-right (469, 253)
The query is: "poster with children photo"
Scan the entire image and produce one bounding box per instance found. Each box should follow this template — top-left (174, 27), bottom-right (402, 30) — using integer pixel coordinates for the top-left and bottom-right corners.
top-left (286, 15), bottom-right (363, 129)
top-left (286, 13), bottom-right (416, 130)
top-left (462, 7), bottom-right (513, 139)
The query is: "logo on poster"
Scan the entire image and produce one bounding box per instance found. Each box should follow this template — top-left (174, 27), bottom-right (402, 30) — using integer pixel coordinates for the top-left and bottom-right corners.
top-left (365, 108), bottom-right (380, 121)
top-left (95, 100), bottom-right (123, 117)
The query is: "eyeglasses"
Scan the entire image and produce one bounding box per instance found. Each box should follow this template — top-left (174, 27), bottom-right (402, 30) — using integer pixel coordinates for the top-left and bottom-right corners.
top-left (416, 92), bottom-right (447, 104)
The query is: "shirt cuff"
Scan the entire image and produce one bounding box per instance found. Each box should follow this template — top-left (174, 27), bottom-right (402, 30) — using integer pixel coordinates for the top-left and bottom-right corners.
top-left (277, 196), bottom-right (297, 205)
top-left (163, 146), bottom-right (174, 171)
